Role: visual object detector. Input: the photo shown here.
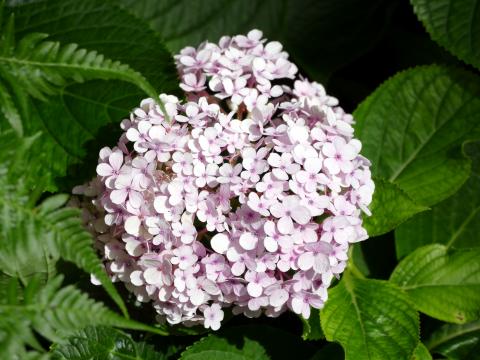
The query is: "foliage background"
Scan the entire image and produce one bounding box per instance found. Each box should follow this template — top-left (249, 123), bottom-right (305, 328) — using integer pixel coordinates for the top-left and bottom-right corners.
top-left (0, 0), bottom-right (479, 359)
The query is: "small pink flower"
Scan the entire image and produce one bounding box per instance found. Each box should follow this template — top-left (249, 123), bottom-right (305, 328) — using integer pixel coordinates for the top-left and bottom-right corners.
top-left (269, 195), bottom-right (311, 234)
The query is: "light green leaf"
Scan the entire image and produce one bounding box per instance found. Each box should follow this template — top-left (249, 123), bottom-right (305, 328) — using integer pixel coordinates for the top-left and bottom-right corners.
top-left (426, 320), bottom-right (480, 359)
top-left (320, 271), bottom-right (420, 360)
top-left (355, 66), bottom-right (480, 208)
top-left (396, 142), bottom-right (480, 259)
top-left (51, 326), bottom-right (170, 360)
top-left (118, 0), bottom-right (392, 82)
top-left (0, 78), bottom-right (22, 134)
top-left (0, 276), bottom-right (167, 347)
top-left (390, 244), bottom-right (480, 323)
top-left (411, 343), bottom-right (432, 360)
top-left (411, 0), bottom-right (480, 70)
top-left (180, 325), bottom-right (315, 360)
top-left (0, 131), bottom-right (127, 316)
top-left (363, 178), bottom-right (428, 237)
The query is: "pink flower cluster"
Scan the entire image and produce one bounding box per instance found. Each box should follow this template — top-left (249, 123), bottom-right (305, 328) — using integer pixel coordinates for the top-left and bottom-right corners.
top-left (74, 29), bottom-right (374, 330)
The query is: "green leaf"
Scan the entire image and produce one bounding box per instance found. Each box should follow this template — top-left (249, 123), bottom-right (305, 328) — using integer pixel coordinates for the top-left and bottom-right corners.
top-left (4, 0), bottom-right (179, 191)
top-left (411, 0), bottom-right (480, 70)
top-left (9, 0), bottom-right (178, 95)
top-left (0, 276), bottom-right (167, 347)
top-left (390, 244), bottom-right (480, 323)
top-left (180, 325), bottom-right (315, 360)
top-left (320, 271), bottom-right (420, 360)
top-left (426, 320), bottom-right (480, 359)
top-left (51, 326), bottom-right (167, 360)
top-left (0, 29), bottom-right (158, 101)
top-left (396, 142), bottom-right (480, 259)
top-left (354, 65), bottom-right (480, 235)
top-left (0, 131), bottom-right (127, 316)
top-left (118, 0), bottom-right (392, 82)
top-left (181, 334), bottom-right (266, 360)
top-left (0, 78), bottom-right (22, 134)
top-left (411, 343), bottom-right (432, 360)
top-left (355, 65), bottom-right (480, 208)
top-left (301, 308), bottom-right (325, 341)
top-left (309, 343), bottom-right (344, 360)
top-left (363, 178), bottom-right (428, 237)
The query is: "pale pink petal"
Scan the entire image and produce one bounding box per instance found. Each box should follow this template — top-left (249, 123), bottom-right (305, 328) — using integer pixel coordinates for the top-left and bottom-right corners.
top-left (313, 254), bottom-right (330, 273)
top-left (304, 157), bottom-right (322, 174)
top-left (190, 288), bottom-right (205, 306)
top-left (269, 288), bottom-right (289, 307)
top-left (291, 206), bottom-right (311, 225)
top-left (322, 143), bottom-right (336, 158)
top-left (110, 189), bottom-right (127, 204)
top-left (130, 270), bottom-right (144, 286)
top-left (291, 297), bottom-right (304, 314)
top-left (239, 232), bottom-right (258, 251)
top-left (278, 216), bottom-right (294, 235)
top-left (264, 237), bottom-right (278, 252)
top-left (211, 233), bottom-right (230, 254)
top-left (324, 158), bottom-right (340, 175)
top-left (109, 151), bottom-right (123, 170)
top-left (124, 216), bottom-right (140, 236)
top-left (247, 282), bottom-right (263, 297)
top-left (143, 267), bottom-right (161, 285)
top-left (96, 163), bottom-right (113, 177)
top-left (298, 252), bottom-right (314, 270)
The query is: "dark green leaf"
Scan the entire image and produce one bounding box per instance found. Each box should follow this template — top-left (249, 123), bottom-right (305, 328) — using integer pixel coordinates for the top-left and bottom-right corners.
top-left (411, 0), bottom-right (480, 70)
top-left (5, 0), bottom-right (179, 191)
top-left (301, 308), bottom-right (325, 341)
top-left (9, 0), bottom-right (178, 94)
top-left (118, 0), bottom-right (391, 82)
top-left (426, 320), bottom-right (480, 360)
top-left (51, 326), bottom-right (166, 360)
top-left (180, 325), bottom-right (315, 360)
top-left (390, 245), bottom-right (480, 323)
top-left (309, 343), bottom-right (344, 360)
top-left (396, 142), bottom-right (480, 259)
top-left (320, 271), bottom-right (420, 360)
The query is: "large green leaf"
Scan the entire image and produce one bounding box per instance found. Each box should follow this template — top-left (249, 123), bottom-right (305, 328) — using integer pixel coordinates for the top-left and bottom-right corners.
top-left (411, 0), bottom-right (480, 70)
top-left (363, 179), bottom-right (428, 237)
top-left (354, 66), bottom-right (480, 235)
top-left (51, 326), bottom-right (171, 360)
top-left (390, 244), bottom-right (480, 323)
top-left (426, 320), bottom-right (480, 359)
top-left (320, 271), bottom-right (420, 360)
top-left (396, 142), bottom-right (480, 259)
top-left (4, 0), bottom-right (179, 191)
top-left (180, 325), bottom-right (315, 360)
top-left (9, 0), bottom-right (178, 94)
top-left (355, 65), bottom-right (480, 206)
top-left (118, 0), bottom-right (391, 82)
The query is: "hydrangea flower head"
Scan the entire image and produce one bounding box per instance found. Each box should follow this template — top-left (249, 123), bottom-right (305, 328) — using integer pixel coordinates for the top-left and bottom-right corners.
top-left (75, 29), bottom-right (374, 330)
